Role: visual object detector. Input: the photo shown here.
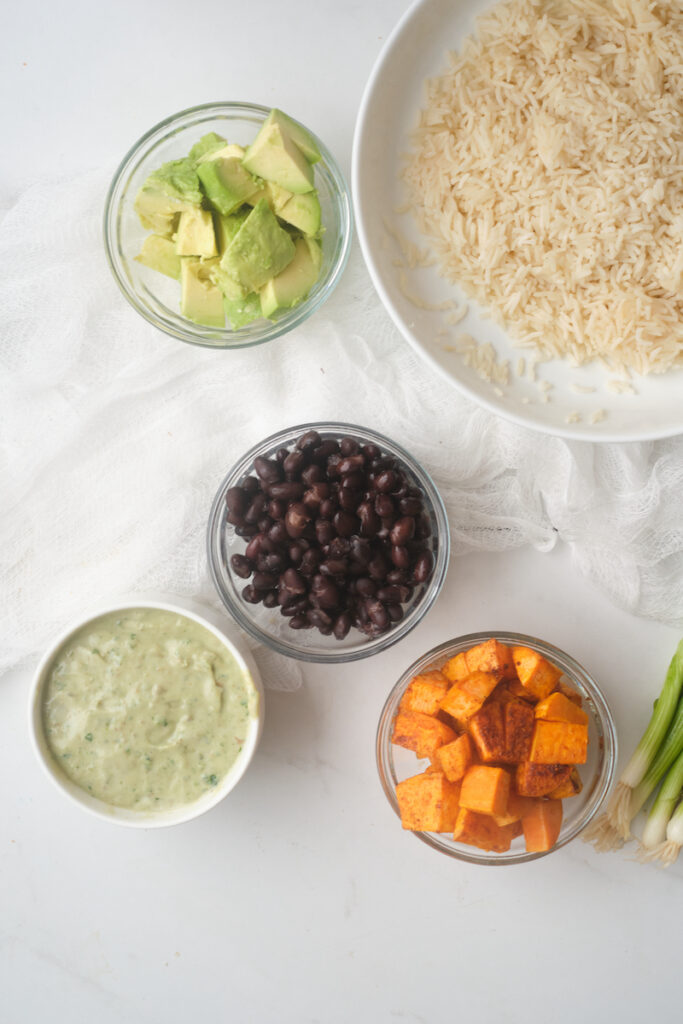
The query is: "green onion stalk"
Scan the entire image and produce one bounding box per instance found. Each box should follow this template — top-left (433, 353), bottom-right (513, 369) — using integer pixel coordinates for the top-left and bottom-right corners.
top-left (638, 747), bottom-right (683, 856)
top-left (583, 639), bottom-right (683, 851)
top-left (649, 799), bottom-right (683, 867)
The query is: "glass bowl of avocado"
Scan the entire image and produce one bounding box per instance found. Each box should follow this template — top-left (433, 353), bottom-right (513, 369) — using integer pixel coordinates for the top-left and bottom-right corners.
top-left (104, 102), bottom-right (352, 348)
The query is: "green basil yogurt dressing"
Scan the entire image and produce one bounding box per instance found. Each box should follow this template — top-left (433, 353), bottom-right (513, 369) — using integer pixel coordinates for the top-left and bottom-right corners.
top-left (42, 608), bottom-right (258, 811)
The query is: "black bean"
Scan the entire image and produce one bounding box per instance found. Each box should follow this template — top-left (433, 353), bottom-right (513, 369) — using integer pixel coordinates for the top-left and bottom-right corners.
top-left (311, 439), bottom-right (339, 463)
top-left (268, 481), bottom-right (304, 501)
top-left (242, 476), bottom-right (260, 495)
top-left (315, 519), bottom-right (336, 546)
top-left (390, 545), bottom-right (411, 569)
top-left (318, 497), bottom-right (338, 519)
top-left (303, 482), bottom-right (331, 510)
top-left (357, 501), bottom-right (380, 538)
top-left (226, 486), bottom-right (248, 519)
top-left (328, 537), bottom-right (351, 558)
top-left (242, 584), bottom-right (260, 604)
top-left (333, 613), bottom-right (351, 640)
top-left (289, 615), bottom-right (309, 630)
top-left (234, 523), bottom-right (258, 538)
top-left (340, 437), bottom-right (360, 456)
top-left (268, 521), bottom-right (289, 546)
top-left (387, 603), bottom-right (404, 622)
top-left (254, 456), bottom-right (282, 484)
top-left (338, 454), bottom-right (364, 474)
top-left (355, 577), bottom-right (376, 598)
top-left (326, 454), bottom-right (343, 478)
top-left (333, 510), bottom-right (358, 538)
top-left (307, 608), bottom-right (332, 630)
top-left (415, 513), bottom-right (432, 540)
top-left (338, 488), bottom-right (360, 511)
top-left (390, 516), bottom-right (416, 546)
top-left (268, 499), bottom-right (287, 520)
top-left (285, 502), bottom-right (310, 538)
top-left (288, 542), bottom-right (305, 566)
top-left (374, 494), bottom-right (394, 518)
top-left (258, 516), bottom-right (272, 534)
top-left (301, 463), bottom-right (324, 485)
top-left (263, 591), bottom-right (278, 608)
top-left (349, 537), bottom-right (372, 565)
top-left (413, 550), bottom-right (433, 583)
top-left (366, 599), bottom-right (389, 630)
top-left (341, 470), bottom-right (364, 491)
top-left (275, 447), bottom-right (289, 463)
top-left (281, 567), bottom-right (306, 595)
top-left (296, 429), bottom-right (321, 452)
top-left (320, 558), bottom-right (349, 577)
top-left (374, 469), bottom-right (398, 493)
top-left (244, 494), bottom-right (266, 524)
top-left (386, 568), bottom-right (407, 585)
top-left (376, 585), bottom-right (402, 604)
top-left (283, 450), bottom-right (306, 478)
top-left (361, 444), bottom-right (381, 461)
top-left (300, 549), bottom-right (320, 576)
top-left (245, 533), bottom-right (270, 561)
top-left (230, 554), bottom-right (252, 579)
top-left (368, 553), bottom-right (389, 580)
top-left (253, 571), bottom-right (278, 591)
top-left (311, 575), bottom-right (339, 609)
top-left (399, 496), bottom-right (423, 516)
top-left (260, 552), bottom-right (285, 574)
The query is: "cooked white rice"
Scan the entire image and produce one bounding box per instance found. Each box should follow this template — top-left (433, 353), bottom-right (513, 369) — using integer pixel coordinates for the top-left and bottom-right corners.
top-left (404, 0), bottom-right (683, 374)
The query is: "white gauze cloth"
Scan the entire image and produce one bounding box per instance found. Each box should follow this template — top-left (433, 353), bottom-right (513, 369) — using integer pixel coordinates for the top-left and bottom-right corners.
top-left (1, 170), bottom-right (682, 687)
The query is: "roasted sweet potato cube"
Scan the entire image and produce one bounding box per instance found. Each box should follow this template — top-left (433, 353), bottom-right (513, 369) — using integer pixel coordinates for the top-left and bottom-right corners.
top-left (460, 765), bottom-right (510, 816)
top-left (396, 771), bottom-right (461, 832)
top-left (547, 767), bottom-right (583, 799)
top-left (433, 733), bottom-right (473, 782)
top-left (464, 639), bottom-right (514, 679)
top-left (530, 721), bottom-right (588, 764)
top-left (453, 808), bottom-right (517, 853)
top-left (512, 646), bottom-right (561, 700)
top-left (399, 670), bottom-right (450, 716)
top-left (515, 761), bottom-right (572, 797)
top-left (535, 691), bottom-right (588, 726)
top-left (522, 799), bottom-right (563, 852)
top-left (494, 791), bottom-right (535, 825)
top-left (469, 701), bottom-right (506, 763)
top-left (439, 671), bottom-right (499, 724)
top-left (558, 680), bottom-right (583, 706)
top-left (442, 652), bottom-right (469, 684)
top-left (392, 711), bottom-right (457, 758)
top-left (501, 700), bottom-right (535, 762)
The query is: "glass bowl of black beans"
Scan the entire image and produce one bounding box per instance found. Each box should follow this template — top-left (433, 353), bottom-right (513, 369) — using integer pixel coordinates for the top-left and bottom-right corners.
top-left (206, 423), bottom-right (450, 662)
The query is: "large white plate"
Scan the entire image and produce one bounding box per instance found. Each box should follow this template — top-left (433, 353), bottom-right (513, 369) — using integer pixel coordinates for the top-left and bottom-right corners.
top-left (352, 0), bottom-right (683, 442)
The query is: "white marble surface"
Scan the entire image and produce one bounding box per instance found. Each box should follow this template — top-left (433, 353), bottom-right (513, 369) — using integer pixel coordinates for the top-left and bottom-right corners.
top-left (2, 2), bottom-right (681, 1022)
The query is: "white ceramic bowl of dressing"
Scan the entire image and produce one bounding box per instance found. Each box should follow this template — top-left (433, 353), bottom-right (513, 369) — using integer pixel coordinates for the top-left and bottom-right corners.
top-left (29, 596), bottom-right (264, 828)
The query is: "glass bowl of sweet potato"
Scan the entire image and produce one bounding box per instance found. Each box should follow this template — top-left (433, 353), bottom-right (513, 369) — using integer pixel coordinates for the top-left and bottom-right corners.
top-left (376, 632), bottom-right (617, 865)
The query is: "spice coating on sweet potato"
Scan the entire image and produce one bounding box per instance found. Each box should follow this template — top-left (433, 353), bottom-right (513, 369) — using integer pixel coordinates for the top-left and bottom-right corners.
top-left (469, 701), bottom-right (506, 763)
top-left (515, 761), bottom-right (572, 797)
top-left (433, 733), bottom-right (474, 782)
top-left (547, 766), bottom-right (583, 799)
top-left (502, 700), bottom-right (535, 762)
top-left (392, 711), bottom-right (457, 758)
top-left (464, 639), bottom-right (514, 680)
top-left (442, 652), bottom-right (470, 684)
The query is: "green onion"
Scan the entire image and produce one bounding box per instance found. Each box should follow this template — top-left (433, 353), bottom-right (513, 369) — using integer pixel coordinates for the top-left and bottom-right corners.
top-left (639, 799), bottom-right (683, 868)
top-left (583, 638), bottom-right (683, 849)
top-left (639, 747), bottom-right (683, 851)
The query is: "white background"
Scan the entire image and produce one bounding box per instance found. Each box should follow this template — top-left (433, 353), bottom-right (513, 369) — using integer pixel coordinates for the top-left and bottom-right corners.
top-left (2, 2), bottom-right (681, 1022)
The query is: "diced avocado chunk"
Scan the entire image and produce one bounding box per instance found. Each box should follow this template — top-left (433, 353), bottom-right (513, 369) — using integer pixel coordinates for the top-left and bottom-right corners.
top-left (224, 292), bottom-right (262, 329)
top-left (134, 189), bottom-right (195, 236)
top-left (260, 237), bottom-right (322, 318)
top-left (266, 109), bottom-right (321, 164)
top-left (143, 158), bottom-right (203, 205)
top-left (278, 191), bottom-right (321, 236)
top-left (242, 123), bottom-right (314, 195)
top-left (221, 199), bottom-right (296, 292)
top-left (246, 181), bottom-right (293, 213)
top-left (197, 157), bottom-right (260, 216)
top-left (180, 258), bottom-right (225, 326)
top-left (174, 207), bottom-right (217, 257)
top-left (188, 132), bottom-right (227, 163)
top-left (215, 208), bottom-right (250, 254)
top-left (197, 143), bottom-right (245, 165)
top-left (135, 235), bottom-right (181, 279)
top-left (211, 263), bottom-right (249, 301)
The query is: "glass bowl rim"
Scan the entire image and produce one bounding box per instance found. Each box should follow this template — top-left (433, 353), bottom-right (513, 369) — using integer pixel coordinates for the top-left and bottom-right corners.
top-left (206, 420), bottom-right (451, 663)
top-left (376, 630), bottom-right (618, 865)
top-left (103, 100), bottom-right (353, 350)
